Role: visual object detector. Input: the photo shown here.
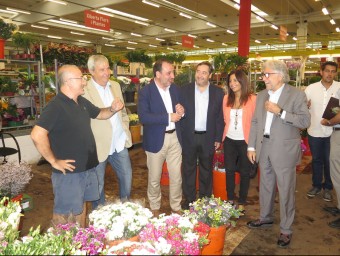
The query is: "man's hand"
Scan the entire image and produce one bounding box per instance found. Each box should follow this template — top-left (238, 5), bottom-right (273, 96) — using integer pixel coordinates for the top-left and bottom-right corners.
top-left (51, 159), bottom-right (76, 175)
top-left (111, 98), bottom-right (124, 113)
top-left (171, 113), bottom-right (182, 122)
top-left (265, 101), bottom-right (281, 115)
top-left (247, 151), bottom-right (256, 164)
top-left (175, 103), bottom-right (185, 116)
top-left (321, 118), bottom-right (331, 126)
top-left (214, 142), bottom-right (221, 150)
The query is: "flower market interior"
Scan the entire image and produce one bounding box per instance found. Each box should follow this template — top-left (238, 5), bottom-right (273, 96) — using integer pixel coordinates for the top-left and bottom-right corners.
top-left (1, 0), bottom-right (340, 255)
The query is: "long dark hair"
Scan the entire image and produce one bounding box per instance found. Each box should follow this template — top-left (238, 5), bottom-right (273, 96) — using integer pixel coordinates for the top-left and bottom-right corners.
top-left (226, 69), bottom-right (251, 107)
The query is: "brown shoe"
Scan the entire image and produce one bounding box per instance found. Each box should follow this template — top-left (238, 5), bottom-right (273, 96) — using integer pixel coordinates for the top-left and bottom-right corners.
top-left (151, 210), bottom-right (161, 218)
top-left (171, 209), bottom-right (182, 215)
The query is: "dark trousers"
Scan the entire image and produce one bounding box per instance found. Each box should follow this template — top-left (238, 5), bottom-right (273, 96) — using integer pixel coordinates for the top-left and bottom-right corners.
top-left (223, 137), bottom-right (251, 204)
top-left (308, 134), bottom-right (332, 190)
top-left (182, 133), bottom-right (214, 202)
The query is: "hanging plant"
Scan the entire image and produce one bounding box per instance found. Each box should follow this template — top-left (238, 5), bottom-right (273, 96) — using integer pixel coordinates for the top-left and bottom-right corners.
top-left (0, 19), bottom-right (18, 40)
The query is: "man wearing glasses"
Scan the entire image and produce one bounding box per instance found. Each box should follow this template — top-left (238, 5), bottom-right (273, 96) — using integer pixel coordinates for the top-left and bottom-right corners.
top-left (31, 64), bottom-right (124, 228)
top-left (247, 60), bottom-right (310, 248)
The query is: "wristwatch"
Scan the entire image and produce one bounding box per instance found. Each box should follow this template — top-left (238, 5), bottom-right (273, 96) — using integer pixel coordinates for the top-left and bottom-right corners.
top-left (277, 108), bottom-right (284, 117)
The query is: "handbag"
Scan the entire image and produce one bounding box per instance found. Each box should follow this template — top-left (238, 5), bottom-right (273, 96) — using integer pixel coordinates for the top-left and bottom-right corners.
top-left (249, 162), bottom-right (258, 179)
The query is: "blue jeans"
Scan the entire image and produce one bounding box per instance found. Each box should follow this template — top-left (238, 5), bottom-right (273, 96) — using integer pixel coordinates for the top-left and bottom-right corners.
top-left (92, 148), bottom-right (132, 209)
top-left (308, 135), bottom-right (332, 190)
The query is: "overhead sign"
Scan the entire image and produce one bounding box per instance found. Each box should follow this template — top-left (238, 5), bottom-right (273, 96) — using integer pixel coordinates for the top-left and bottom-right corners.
top-left (182, 35), bottom-right (194, 48)
top-left (84, 10), bottom-right (110, 31)
top-left (279, 25), bottom-right (287, 42)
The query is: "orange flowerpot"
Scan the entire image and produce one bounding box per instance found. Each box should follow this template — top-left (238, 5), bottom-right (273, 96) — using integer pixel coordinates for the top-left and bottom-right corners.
top-left (212, 170), bottom-right (240, 200)
top-left (106, 235), bottom-right (139, 247)
top-left (129, 124), bottom-right (141, 144)
top-left (201, 225), bottom-right (228, 255)
top-left (161, 162), bottom-right (169, 186)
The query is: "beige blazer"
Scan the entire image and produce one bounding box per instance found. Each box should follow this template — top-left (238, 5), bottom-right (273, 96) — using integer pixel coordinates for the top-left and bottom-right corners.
top-left (83, 79), bottom-right (132, 162)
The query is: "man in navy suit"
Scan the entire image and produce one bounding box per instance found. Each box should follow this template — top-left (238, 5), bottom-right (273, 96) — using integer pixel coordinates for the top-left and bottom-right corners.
top-left (138, 59), bottom-right (184, 215)
top-left (180, 61), bottom-right (224, 209)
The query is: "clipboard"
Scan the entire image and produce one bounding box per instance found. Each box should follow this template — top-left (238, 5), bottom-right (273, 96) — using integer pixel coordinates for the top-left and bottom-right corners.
top-left (322, 97), bottom-right (339, 120)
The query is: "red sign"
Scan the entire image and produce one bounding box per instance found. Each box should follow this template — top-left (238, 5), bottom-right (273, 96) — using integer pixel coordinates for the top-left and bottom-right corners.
top-left (84, 10), bottom-right (110, 31)
top-left (279, 25), bottom-right (287, 42)
top-left (182, 35), bottom-right (194, 48)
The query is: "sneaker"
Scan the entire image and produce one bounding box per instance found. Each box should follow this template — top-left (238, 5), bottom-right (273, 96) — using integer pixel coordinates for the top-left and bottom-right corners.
top-left (323, 189), bottom-right (333, 202)
top-left (307, 187), bottom-right (321, 197)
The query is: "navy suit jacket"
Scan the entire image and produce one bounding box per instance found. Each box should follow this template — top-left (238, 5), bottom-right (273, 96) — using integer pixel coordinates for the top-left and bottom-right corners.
top-left (138, 80), bottom-right (183, 153)
top-left (180, 83), bottom-right (224, 155)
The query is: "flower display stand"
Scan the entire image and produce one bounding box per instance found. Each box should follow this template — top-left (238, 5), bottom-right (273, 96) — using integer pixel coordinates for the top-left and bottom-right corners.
top-left (212, 169), bottom-right (240, 201)
top-left (201, 224), bottom-right (228, 255)
top-left (129, 124), bottom-right (141, 144)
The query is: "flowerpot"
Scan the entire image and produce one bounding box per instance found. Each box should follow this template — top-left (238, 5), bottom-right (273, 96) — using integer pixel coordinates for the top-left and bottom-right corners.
top-left (29, 54), bottom-right (35, 60)
top-left (20, 53), bottom-right (29, 59)
top-left (302, 137), bottom-right (311, 156)
top-left (2, 91), bottom-right (15, 96)
top-left (8, 120), bottom-right (24, 127)
top-left (13, 54), bottom-right (21, 60)
top-left (201, 225), bottom-right (228, 255)
top-left (161, 162), bottom-right (169, 186)
top-left (212, 169), bottom-right (240, 200)
top-left (0, 38), bottom-right (4, 59)
top-left (106, 235), bottom-right (139, 247)
top-left (129, 124), bottom-right (141, 144)
top-left (125, 91), bottom-right (135, 103)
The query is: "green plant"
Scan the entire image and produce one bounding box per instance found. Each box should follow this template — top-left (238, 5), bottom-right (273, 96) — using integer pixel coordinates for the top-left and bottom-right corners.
top-left (125, 50), bottom-right (153, 67)
top-left (11, 32), bottom-right (36, 53)
top-left (0, 76), bottom-right (17, 93)
top-left (0, 19), bottom-right (17, 40)
top-left (154, 53), bottom-right (186, 64)
top-left (174, 66), bottom-right (195, 86)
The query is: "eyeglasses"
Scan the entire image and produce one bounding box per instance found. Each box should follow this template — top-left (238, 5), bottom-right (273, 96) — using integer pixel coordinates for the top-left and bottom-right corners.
top-left (261, 72), bottom-right (279, 78)
top-left (68, 75), bottom-right (90, 82)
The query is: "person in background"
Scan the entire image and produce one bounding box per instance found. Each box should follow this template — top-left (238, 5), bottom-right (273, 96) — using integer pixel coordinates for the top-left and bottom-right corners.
top-left (305, 61), bottom-right (340, 201)
top-left (321, 88), bottom-right (340, 229)
top-left (222, 69), bottom-right (256, 214)
top-left (30, 64), bottom-right (124, 227)
top-left (138, 59), bottom-right (184, 216)
top-left (83, 55), bottom-right (133, 209)
top-left (246, 60), bottom-right (310, 248)
top-left (180, 61), bottom-right (224, 210)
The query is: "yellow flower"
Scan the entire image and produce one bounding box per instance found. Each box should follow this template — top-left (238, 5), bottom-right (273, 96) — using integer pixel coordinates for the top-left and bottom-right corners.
top-left (128, 114), bottom-right (139, 125)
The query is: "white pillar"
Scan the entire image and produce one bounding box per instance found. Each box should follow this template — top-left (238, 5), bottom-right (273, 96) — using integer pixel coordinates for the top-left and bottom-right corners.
top-left (296, 21), bottom-right (308, 51)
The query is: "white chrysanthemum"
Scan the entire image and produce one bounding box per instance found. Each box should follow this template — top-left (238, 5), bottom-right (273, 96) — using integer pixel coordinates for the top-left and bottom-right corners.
top-left (183, 231), bottom-right (199, 242)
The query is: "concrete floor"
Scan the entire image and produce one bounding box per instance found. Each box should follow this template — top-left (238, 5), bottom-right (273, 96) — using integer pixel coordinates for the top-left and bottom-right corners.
top-left (21, 146), bottom-right (340, 255)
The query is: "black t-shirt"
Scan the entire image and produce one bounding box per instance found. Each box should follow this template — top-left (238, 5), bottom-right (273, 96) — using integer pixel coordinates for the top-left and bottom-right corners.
top-left (37, 93), bottom-right (101, 173)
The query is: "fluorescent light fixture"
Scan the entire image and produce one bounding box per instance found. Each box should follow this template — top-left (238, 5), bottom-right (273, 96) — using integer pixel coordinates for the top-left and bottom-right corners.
top-left (167, 47), bottom-right (173, 50)
top-left (142, 0), bottom-right (160, 8)
top-left (46, 0), bottom-right (67, 5)
top-left (47, 19), bottom-right (110, 33)
top-left (175, 42), bottom-right (181, 45)
top-left (164, 28), bottom-right (176, 33)
top-left (71, 31), bottom-right (84, 35)
top-left (271, 24), bottom-right (278, 30)
top-left (256, 16), bottom-right (264, 22)
top-left (226, 29), bottom-right (235, 34)
top-left (31, 25), bottom-right (49, 29)
top-left (206, 22), bottom-right (216, 28)
top-left (179, 12), bottom-right (192, 19)
top-left (102, 37), bottom-right (114, 40)
top-left (188, 34), bottom-right (197, 38)
top-left (100, 7), bottom-right (148, 21)
top-left (193, 45), bottom-right (199, 48)
top-left (156, 37), bottom-right (165, 41)
top-left (206, 38), bottom-right (215, 42)
top-left (336, 27), bottom-right (340, 32)
top-left (135, 20), bottom-right (149, 26)
top-left (6, 7), bottom-right (31, 14)
top-left (234, 4), bottom-right (240, 10)
top-left (322, 7), bottom-right (329, 15)
top-left (47, 35), bottom-right (62, 39)
top-left (149, 44), bottom-right (157, 48)
top-left (330, 19), bottom-right (336, 25)
top-left (255, 39), bottom-right (261, 43)
top-left (293, 37), bottom-right (297, 40)
top-left (128, 41), bottom-right (138, 44)
top-left (60, 18), bottom-right (77, 24)
top-left (78, 40), bottom-right (91, 43)
top-left (162, 0), bottom-right (207, 18)
top-left (0, 9), bottom-right (17, 14)
top-left (105, 44), bottom-right (115, 47)
top-left (131, 32), bottom-right (142, 37)
top-left (222, 43), bottom-right (227, 46)
top-left (95, 10), bottom-right (114, 17)
top-left (127, 47), bottom-right (136, 50)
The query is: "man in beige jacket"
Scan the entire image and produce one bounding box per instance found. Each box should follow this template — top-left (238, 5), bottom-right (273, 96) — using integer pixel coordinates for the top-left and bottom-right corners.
top-left (83, 55), bottom-right (133, 209)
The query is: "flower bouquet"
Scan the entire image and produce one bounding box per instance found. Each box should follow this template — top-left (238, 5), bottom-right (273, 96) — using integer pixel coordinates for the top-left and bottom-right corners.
top-left (139, 213), bottom-right (210, 255)
top-left (128, 113), bottom-right (139, 126)
top-left (89, 202), bottom-right (153, 242)
top-left (0, 197), bottom-right (22, 244)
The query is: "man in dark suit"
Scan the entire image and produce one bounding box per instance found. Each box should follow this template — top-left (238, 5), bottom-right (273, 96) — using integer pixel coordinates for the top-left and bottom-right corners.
top-left (247, 60), bottom-right (310, 248)
top-left (138, 59), bottom-right (184, 216)
top-left (180, 61), bottom-right (224, 209)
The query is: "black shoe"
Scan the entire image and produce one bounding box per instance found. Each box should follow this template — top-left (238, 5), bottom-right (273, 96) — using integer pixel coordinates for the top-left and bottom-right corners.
top-left (328, 218), bottom-right (340, 229)
top-left (182, 200), bottom-right (193, 210)
top-left (277, 233), bottom-right (291, 248)
top-left (246, 219), bottom-right (273, 229)
top-left (323, 206), bottom-right (340, 215)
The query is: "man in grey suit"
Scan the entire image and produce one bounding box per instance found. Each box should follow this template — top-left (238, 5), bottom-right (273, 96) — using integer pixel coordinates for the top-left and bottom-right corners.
top-left (246, 60), bottom-right (310, 248)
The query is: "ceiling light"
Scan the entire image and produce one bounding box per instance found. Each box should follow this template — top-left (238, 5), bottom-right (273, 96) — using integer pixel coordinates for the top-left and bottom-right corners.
top-left (105, 44), bottom-right (115, 47)
top-left (322, 7), bottom-right (329, 15)
top-left (95, 10), bottom-right (114, 17)
top-left (47, 35), bottom-right (62, 39)
top-left (206, 22), bottom-right (216, 28)
top-left (71, 31), bottom-right (84, 35)
top-left (206, 38), bottom-right (215, 42)
top-left (167, 47), bottom-right (173, 50)
top-left (271, 24), bottom-right (278, 30)
top-left (330, 19), bottom-right (336, 25)
top-left (78, 40), bottom-right (91, 43)
top-left (336, 27), bottom-right (340, 32)
top-left (100, 7), bottom-right (148, 21)
top-left (142, 0), bottom-right (160, 8)
top-left (156, 37), bottom-right (165, 41)
top-left (226, 29), bottom-right (235, 34)
top-left (31, 25), bottom-right (49, 29)
top-left (234, 4), bottom-right (240, 10)
top-left (193, 45), bottom-right (199, 48)
top-left (149, 44), bottom-right (157, 48)
top-left (164, 28), bottom-right (176, 33)
top-left (60, 18), bottom-right (77, 24)
top-left (6, 7), bottom-right (31, 14)
top-left (45, 0), bottom-right (67, 5)
top-left (0, 9), bottom-right (17, 14)
top-left (255, 39), bottom-right (261, 43)
top-left (293, 37), bottom-right (297, 40)
top-left (128, 41), bottom-right (138, 44)
top-left (131, 32), bottom-right (142, 37)
top-left (188, 34), bottom-right (197, 38)
top-left (102, 37), bottom-right (114, 40)
top-left (256, 16), bottom-right (264, 22)
top-left (135, 20), bottom-right (149, 26)
top-left (179, 12), bottom-right (192, 19)
top-left (162, 0), bottom-right (207, 18)
top-left (222, 43), bottom-right (227, 46)
top-left (47, 19), bottom-right (110, 32)
top-left (127, 47), bottom-right (136, 50)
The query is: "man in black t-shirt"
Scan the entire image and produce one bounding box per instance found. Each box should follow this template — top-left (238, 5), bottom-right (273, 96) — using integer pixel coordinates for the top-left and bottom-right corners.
top-left (31, 64), bottom-right (124, 227)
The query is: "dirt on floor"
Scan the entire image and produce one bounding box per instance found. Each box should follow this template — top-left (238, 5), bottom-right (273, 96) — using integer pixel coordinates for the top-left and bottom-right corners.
top-left (21, 145), bottom-right (340, 255)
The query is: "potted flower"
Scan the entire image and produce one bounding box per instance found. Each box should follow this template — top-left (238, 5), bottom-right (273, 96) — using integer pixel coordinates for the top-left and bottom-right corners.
top-left (89, 202), bottom-right (153, 245)
top-left (11, 32), bottom-right (36, 59)
top-left (0, 197), bottom-right (22, 244)
top-left (139, 213), bottom-right (210, 255)
top-left (0, 19), bottom-right (18, 59)
top-left (3, 103), bottom-right (25, 126)
top-left (128, 113), bottom-right (141, 144)
top-left (0, 76), bottom-right (18, 96)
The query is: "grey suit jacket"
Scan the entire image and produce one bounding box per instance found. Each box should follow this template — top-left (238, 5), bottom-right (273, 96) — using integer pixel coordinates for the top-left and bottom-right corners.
top-left (248, 84), bottom-right (310, 168)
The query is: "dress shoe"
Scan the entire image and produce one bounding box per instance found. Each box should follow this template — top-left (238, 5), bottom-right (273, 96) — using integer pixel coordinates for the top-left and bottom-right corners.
top-left (171, 209), bottom-right (183, 215)
top-left (277, 233), bottom-right (291, 248)
top-left (247, 219), bottom-right (273, 229)
top-left (328, 218), bottom-right (340, 229)
top-left (182, 201), bottom-right (191, 210)
top-left (151, 210), bottom-right (161, 218)
top-left (323, 206), bottom-right (340, 215)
